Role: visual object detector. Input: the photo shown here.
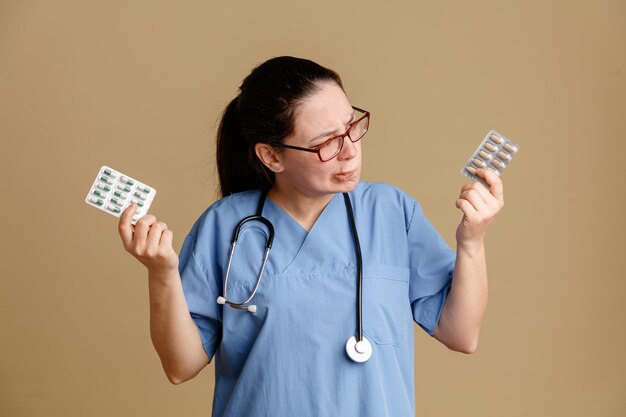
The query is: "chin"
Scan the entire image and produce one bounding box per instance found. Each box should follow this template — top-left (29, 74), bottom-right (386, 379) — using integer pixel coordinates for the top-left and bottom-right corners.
top-left (331, 177), bottom-right (360, 193)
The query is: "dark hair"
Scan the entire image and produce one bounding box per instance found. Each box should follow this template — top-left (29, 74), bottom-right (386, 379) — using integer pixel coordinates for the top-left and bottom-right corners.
top-left (216, 56), bottom-right (343, 197)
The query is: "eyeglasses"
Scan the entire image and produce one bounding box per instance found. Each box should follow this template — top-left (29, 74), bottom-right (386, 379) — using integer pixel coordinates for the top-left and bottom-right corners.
top-left (273, 106), bottom-right (370, 162)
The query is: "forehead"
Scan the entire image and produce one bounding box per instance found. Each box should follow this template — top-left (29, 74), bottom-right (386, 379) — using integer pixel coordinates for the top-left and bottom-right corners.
top-left (291, 82), bottom-right (353, 139)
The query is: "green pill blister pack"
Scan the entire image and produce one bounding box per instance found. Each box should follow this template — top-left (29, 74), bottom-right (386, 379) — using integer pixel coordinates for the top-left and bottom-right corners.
top-left (85, 166), bottom-right (157, 225)
top-left (461, 129), bottom-right (520, 188)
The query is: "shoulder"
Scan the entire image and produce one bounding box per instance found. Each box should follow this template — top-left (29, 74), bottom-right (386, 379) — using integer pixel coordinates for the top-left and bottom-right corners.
top-left (351, 181), bottom-right (419, 229)
top-left (353, 180), bottom-right (410, 199)
top-left (352, 181), bottom-right (418, 209)
top-left (186, 189), bottom-right (263, 239)
top-left (210, 189), bottom-right (262, 212)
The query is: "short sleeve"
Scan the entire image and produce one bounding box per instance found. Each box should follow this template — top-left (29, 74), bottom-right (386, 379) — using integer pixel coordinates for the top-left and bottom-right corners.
top-left (179, 225), bottom-right (222, 362)
top-left (407, 200), bottom-right (456, 336)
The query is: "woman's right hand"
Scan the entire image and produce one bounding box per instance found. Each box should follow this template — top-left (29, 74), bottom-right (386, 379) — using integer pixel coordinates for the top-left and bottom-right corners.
top-left (118, 203), bottom-right (179, 272)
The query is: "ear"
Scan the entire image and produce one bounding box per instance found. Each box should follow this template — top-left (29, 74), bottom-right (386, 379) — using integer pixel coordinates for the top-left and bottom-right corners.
top-left (254, 143), bottom-right (285, 173)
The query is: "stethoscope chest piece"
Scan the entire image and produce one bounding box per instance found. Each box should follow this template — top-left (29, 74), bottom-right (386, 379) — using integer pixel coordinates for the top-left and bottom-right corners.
top-left (345, 336), bottom-right (372, 363)
top-left (220, 191), bottom-right (374, 363)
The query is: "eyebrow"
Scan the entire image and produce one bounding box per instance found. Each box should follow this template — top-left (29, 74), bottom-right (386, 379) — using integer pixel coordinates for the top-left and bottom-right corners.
top-left (308, 111), bottom-right (355, 143)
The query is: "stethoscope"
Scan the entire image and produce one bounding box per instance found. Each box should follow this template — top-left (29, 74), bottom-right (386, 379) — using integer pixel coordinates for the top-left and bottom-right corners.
top-left (216, 190), bottom-right (372, 363)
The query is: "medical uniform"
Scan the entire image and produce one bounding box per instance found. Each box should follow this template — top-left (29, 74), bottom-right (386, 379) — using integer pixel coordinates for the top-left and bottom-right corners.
top-left (179, 181), bottom-right (456, 417)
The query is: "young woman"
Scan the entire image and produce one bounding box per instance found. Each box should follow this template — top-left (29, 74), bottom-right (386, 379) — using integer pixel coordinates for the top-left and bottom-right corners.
top-left (118, 56), bottom-right (504, 417)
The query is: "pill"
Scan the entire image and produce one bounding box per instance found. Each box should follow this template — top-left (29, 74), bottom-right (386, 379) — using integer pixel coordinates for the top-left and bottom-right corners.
top-left (133, 192), bottom-right (147, 201)
top-left (88, 196), bottom-right (104, 206)
top-left (120, 176), bottom-right (134, 186)
top-left (472, 158), bottom-right (486, 167)
top-left (478, 150), bottom-right (492, 160)
top-left (462, 131), bottom-right (519, 183)
top-left (86, 166), bottom-right (156, 222)
top-left (117, 184), bottom-right (131, 193)
top-left (106, 204), bottom-right (121, 214)
top-left (497, 150), bottom-right (511, 160)
top-left (103, 168), bottom-right (118, 178)
top-left (503, 142), bottom-right (518, 153)
top-left (484, 142), bottom-right (497, 152)
top-left (492, 159), bottom-right (505, 169)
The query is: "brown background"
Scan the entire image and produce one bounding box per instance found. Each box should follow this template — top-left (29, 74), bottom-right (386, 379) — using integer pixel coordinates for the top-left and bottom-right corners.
top-left (1, 0), bottom-right (625, 416)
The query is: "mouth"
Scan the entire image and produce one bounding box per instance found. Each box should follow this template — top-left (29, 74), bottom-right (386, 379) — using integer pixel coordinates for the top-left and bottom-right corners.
top-left (334, 169), bottom-right (357, 182)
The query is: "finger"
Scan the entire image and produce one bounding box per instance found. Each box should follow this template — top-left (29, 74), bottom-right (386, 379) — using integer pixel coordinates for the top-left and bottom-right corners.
top-left (160, 228), bottom-right (174, 249)
top-left (461, 180), bottom-right (488, 195)
top-left (460, 179), bottom-right (490, 194)
top-left (133, 214), bottom-right (157, 243)
top-left (476, 168), bottom-right (504, 203)
top-left (460, 188), bottom-right (489, 213)
top-left (468, 181), bottom-right (499, 207)
top-left (118, 203), bottom-right (137, 247)
top-left (146, 221), bottom-right (168, 250)
top-left (456, 198), bottom-right (477, 218)
top-left (460, 182), bottom-right (474, 193)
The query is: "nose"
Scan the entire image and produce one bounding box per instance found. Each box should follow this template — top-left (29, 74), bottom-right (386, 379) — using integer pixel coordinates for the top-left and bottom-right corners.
top-left (337, 134), bottom-right (359, 160)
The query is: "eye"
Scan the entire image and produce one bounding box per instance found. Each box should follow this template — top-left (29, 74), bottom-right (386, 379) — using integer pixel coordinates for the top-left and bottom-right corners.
top-left (313, 136), bottom-right (337, 149)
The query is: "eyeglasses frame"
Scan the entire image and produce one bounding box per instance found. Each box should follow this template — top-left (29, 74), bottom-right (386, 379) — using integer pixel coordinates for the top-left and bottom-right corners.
top-left (272, 106), bottom-right (370, 162)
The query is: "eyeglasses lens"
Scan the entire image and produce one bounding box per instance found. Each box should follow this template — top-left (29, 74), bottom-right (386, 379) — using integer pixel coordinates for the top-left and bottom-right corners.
top-left (319, 137), bottom-right (343, 161)
top-left (350, 116), bottom-right (369, 141)
top-left (318, 114), bottom-right (369, 161)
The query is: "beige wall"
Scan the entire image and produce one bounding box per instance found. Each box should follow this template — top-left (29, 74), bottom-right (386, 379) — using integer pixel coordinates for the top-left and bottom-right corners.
top-left (1, 0), bottom-right (625, 416)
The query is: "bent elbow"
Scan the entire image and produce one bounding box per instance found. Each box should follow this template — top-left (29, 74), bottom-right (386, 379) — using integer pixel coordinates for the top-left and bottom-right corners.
top-left (160, 352), bottom-right (209, 385)
top-left (165, 368), bottom-right (197, 385)
top-left (166, 373), bottom-right (186, 385)
top-left (442, 335), bottom-right (479, 354)
top-left (457, 342), bottom-right (478, 354)
top-left (452, 337), bottom-right (479, 354)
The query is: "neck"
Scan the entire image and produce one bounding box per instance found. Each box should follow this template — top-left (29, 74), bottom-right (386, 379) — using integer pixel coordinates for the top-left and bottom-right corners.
top-left (267, 183), bottom-right (335, 232)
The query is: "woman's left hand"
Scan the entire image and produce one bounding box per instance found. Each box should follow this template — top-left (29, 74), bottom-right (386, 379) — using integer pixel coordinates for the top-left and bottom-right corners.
top-left (455, 168), bottom-right (504, 245)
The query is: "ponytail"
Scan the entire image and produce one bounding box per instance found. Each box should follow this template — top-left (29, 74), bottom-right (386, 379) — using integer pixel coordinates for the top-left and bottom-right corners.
top-left (215, 56), bottom-right (343, 198)
top-left (216, 96), bottom-right (273, 197)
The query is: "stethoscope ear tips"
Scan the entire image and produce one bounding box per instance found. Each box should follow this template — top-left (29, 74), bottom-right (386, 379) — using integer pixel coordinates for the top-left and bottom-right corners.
top-left (345, 336), bottom-right (372, 363)
top-left (247, 305), bottom-right (257, 313)
top-left (216, 296), bottom-right (226, 305)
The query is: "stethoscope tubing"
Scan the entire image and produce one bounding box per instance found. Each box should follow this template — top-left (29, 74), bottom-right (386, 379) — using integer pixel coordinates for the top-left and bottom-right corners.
top-left (343, 193), bottom-right (364, 343)
top-left (220, 215), bottom-right (274, 311)
top-left (217, 191), bottom-right (371, 362)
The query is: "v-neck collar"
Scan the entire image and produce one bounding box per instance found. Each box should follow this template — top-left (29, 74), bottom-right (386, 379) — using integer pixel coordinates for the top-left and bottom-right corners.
top-left (264, 192), bottom-right (342, 235)
top-left (263, 193), bottom-right (346, 274)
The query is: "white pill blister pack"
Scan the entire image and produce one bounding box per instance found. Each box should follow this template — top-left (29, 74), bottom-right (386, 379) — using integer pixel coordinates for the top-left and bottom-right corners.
top-left (461, 129), bottom-right (519, 188)
top-left (85, 166), bottom-right (156, 225)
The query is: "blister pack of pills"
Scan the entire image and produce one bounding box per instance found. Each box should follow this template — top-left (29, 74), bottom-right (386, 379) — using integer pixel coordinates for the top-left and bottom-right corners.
top-left (84, 166), bottom-right (156, 225)
top-left (461, 129), bottom-right (519, 188)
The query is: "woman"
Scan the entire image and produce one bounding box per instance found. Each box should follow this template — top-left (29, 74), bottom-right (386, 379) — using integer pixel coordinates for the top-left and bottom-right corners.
top-left (118, 56), bottom-right (503, 417)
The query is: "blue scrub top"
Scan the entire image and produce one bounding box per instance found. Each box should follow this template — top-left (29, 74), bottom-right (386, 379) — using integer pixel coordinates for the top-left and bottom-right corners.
top-left (179, 181), bottom-right (456, 417)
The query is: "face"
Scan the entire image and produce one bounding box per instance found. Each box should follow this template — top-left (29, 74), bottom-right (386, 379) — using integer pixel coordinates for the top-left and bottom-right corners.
top-left (265, 81), bottom-right (362, 199)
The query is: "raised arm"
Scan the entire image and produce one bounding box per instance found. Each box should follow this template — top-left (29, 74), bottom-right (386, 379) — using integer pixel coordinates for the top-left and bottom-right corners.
top-left (433, 168), bottom-right (504, 353)
top-left (118, 203), bottom-right (209, 383)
